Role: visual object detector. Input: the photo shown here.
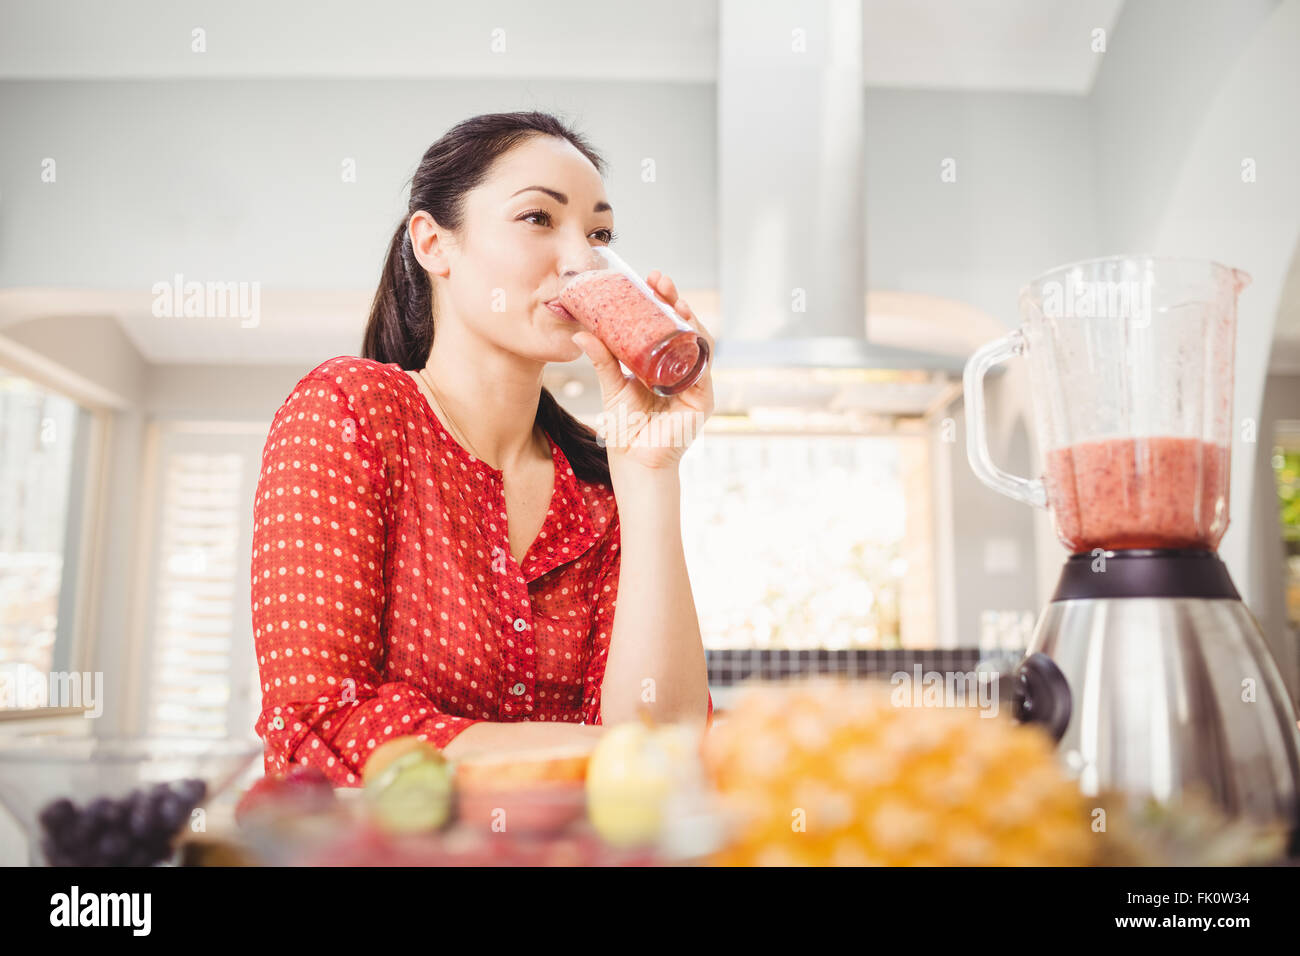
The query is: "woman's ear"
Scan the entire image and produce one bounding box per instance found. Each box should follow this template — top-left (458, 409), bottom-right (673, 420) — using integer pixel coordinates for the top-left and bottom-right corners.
top-left (409, 210), bottom-right (451, 278)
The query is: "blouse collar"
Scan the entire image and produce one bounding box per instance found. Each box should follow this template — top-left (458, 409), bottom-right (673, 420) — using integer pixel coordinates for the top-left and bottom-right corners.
top-left (521, 436), bottom-right (608, 582)
top-left (396, 364), bottom-right (608, 581)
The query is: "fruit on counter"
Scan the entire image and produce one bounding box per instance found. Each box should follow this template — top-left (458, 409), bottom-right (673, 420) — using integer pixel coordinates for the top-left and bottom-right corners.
top-left (585, 714), bottom-right (707, 849)
top-left (233, 766), bottom-right (352, 864)
top-left (37, 777), bottom-right (208, 866)
top-left (361, 736), bottom-right (439, 786)
top-left (453, 745), bottom-right (591, 788)
top-left (234, 763), bottom-right (337, 826)
top-left (700, 679), bottom-right (1093, 866)
top-left (362, 737), bottom-right (453, 835)
top-left (454, 744), bottom-right (593, 837)
top-left (299, 817), bottom-right (661, 867)
top-left (1091, 789), bottom-right (1290, 866)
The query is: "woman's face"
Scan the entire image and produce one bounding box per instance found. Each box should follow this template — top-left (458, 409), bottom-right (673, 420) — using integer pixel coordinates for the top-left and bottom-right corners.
top-left (418, 135), bottom-right (615, 365)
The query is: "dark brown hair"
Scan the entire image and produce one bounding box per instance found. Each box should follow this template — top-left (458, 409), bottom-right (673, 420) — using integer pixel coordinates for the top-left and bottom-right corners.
top-left (362, 111), bottom-right (611, 487)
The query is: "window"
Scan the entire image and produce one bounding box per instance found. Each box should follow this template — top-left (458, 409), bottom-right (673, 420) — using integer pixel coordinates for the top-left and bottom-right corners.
top-left (1272, 422), bottom-right (1300, 627)
top-left (140, 423), bottom-right (265, 740)
top-left (0, 368), bottom-right (96, 708)
top-left (677, 423), bottom-right (938, 650)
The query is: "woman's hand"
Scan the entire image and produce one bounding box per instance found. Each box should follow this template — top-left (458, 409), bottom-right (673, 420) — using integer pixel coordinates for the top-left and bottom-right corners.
top-left (570, 269), bottom-right (715, 472)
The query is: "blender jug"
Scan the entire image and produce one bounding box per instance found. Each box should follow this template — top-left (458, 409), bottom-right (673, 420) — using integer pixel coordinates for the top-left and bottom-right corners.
top-left (965, 256), bottom-right (1246, 553)
top-left (963, 255), bottom-right (1300, 831)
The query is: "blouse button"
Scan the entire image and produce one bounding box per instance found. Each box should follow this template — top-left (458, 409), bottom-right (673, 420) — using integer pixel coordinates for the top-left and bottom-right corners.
top-left (510, 682), bottom-right (526, 696)
top-left (512, 617), bottom-right (528, 632)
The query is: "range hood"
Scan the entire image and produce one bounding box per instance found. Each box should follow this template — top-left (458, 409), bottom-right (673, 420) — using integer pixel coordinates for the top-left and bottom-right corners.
top-left (713, 0), bottom-right (965, 419)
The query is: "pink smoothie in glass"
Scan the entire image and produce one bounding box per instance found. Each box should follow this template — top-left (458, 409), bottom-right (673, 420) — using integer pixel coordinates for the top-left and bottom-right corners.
top-left (558, 269), bottom-right (705, 395)
top-left (1044, 437), bottom-right (1230, 553)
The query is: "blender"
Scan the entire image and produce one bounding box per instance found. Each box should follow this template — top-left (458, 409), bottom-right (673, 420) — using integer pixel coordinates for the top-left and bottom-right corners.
top-left (964, 255), bottom-right (1300, 828)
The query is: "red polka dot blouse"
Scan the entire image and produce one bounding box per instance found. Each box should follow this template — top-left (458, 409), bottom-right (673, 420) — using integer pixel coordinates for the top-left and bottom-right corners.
top-left (250, 356), bottom-right (712, 786)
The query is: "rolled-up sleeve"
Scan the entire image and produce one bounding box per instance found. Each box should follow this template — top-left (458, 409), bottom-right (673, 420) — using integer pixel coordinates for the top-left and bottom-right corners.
top-left (579, 513), bottom-right (713, 729)
top-left (250, 372), bottom-right (483, 785)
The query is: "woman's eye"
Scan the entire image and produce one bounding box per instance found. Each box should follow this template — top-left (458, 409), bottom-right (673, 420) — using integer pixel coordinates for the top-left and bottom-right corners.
top-left (520, 210), bottom-right (615, 244)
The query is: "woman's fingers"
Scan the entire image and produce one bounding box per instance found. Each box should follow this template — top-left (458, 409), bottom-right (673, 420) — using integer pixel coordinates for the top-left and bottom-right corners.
top-left (657, 272), bottom-right (679, 305)
top-left (645, 270), bottom-right (680, 307)
top-left (572, 331), bottom-right (630, 401)
top-left (646, 270), bottom-right (706, 336)
top-left (680, 308), bottom-right (716, 352)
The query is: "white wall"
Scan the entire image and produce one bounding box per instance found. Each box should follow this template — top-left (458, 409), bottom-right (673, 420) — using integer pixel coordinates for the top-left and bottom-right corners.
top-left (0, 77), bottom-right (716, 365)
top-left (1088, 0), bottom-right (1300, 690)
top-left (866, 88), bottom-right (1099, 327)
top-left (1089, 0), bottom-right (1282, 256)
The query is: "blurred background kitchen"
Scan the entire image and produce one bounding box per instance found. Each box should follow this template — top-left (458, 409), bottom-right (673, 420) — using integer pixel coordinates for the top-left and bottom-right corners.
top-left (1, 0), bottom-right (1298, 860)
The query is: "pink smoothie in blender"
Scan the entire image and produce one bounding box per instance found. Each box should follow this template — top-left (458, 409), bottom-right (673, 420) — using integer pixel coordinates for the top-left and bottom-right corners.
top-left (1044, 436), bottom-right (1230, 553)
top-left (558, 248), bottom-right (708, 396)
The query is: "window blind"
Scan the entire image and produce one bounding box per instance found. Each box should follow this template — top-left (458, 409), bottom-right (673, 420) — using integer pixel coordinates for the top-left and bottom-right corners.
top-left (146, 450), bottom-right (244, 738)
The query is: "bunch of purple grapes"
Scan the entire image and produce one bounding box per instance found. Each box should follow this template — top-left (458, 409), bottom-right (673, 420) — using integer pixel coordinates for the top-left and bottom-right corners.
top-left (37, 778), bottom-right (207, 866)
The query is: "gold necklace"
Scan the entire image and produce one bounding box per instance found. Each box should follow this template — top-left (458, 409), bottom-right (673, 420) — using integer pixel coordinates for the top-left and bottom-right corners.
top-left (418, 366), bottom-right (487, 466)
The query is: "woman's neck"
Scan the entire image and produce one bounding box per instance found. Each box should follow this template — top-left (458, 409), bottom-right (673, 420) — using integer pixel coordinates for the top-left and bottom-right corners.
top-left (422, 321), bottom-right (549, 472)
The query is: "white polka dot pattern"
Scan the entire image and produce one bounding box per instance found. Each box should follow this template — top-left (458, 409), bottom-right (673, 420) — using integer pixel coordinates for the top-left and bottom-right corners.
top-left (248, 356), bottom-right (717, 787)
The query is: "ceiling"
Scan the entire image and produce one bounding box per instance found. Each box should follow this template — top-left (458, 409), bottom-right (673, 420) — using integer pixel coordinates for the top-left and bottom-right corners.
top-left (862, 0), bottom-right (1125, 93)
top-left (0, 0), bottom-right (1125, 93)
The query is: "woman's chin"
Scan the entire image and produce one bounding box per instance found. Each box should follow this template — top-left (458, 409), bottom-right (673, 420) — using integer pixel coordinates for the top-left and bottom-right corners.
top-left (541, 328), bottom-right (586, 363)
top-left (549, 346), bottom-right (586, 366)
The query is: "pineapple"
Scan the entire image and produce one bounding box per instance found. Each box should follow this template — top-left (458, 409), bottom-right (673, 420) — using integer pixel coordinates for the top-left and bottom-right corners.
top-left (701, 678), bottom-right (1094, 866)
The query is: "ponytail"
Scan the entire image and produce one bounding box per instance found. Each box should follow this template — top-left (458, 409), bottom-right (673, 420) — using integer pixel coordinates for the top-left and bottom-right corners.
top-left (535, 387), bottom-right (610, 487)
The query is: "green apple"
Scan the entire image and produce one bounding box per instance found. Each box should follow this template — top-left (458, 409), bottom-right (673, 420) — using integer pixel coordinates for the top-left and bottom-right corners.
top-left (364, 743), bottom-right (453, 834)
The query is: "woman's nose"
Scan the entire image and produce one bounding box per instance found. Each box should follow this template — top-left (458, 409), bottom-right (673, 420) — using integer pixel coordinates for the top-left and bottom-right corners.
top-left (559, 238), bottom-right (597, 278)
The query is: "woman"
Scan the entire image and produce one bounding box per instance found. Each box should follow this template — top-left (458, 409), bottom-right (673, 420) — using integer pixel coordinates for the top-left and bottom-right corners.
top-left (250, 112), bottom-right (713, 786)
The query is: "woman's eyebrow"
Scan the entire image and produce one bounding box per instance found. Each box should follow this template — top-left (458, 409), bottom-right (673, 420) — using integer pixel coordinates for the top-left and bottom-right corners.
top-left (510, 185), bottom-right (612, 214)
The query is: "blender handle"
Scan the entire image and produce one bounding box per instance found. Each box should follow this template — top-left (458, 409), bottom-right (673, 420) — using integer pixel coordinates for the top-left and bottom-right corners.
top-left (962, 329), bottom-right (1047, 509)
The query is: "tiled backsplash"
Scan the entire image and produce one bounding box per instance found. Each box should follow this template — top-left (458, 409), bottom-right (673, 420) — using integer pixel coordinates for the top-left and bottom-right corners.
top-left (705, 648), bottom-right (1024, 714)
top-left (706, 648), bottom-right (999, 686)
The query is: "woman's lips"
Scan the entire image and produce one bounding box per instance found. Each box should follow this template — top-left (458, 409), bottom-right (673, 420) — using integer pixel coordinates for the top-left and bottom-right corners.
top-left (547, 301), bottom-right (577, 322)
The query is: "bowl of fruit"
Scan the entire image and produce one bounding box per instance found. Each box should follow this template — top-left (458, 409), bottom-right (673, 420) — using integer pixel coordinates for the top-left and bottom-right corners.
top-left (0, 733), bottom-right (261, 866)
top-left (232, 763), bottom-right (351, 865)
top-left (239, 726), bottom-right (732, 866)
top-left (453, 744), bottom-right (593, 838)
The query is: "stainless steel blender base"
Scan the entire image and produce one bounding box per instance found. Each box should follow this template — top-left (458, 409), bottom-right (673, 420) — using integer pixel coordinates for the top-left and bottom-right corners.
top-left (1025, 597), bottom-right (1300, 825)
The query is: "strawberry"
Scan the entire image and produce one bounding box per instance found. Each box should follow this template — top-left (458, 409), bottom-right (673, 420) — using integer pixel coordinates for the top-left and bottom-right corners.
top-left (233, 775), bottom-right (284, 826)
top-left (235, 765), bottom-right (337, 826)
